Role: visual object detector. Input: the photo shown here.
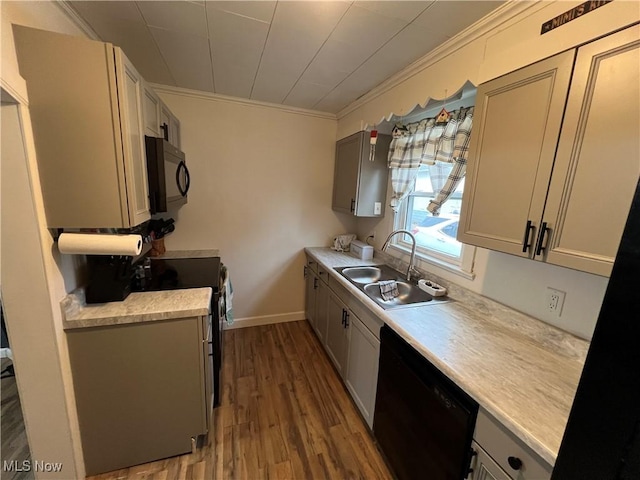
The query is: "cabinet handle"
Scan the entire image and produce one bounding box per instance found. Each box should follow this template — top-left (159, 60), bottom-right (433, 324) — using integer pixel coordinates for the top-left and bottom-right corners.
top-left (466, 448), bottom-right (478, 478)
top-left (160, 123), bottom-right (169, 141)
top-left (522, 220), bottom-right (535, 253)
top-left (303, 266), bottom-right (308, 278)
top-left (350, 198), bottom-right (355, 213)
top-left (507, 456), bottom-right (523, 470)
top-left (313, 277), bottom-right (318, 289)
top-left (341, 309), bottom-right (346, 326)
top-left (344, 311), bottom-right (350, 328)
top-left (535, 222), bottom-right (549, 256)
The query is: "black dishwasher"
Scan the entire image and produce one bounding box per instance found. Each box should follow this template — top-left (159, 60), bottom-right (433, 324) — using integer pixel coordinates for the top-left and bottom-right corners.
top-left (373, 326), bottom-right (478, 480)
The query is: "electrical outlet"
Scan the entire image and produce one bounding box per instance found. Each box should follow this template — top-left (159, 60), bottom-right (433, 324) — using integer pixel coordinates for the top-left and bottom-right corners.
top-left (546, 287), bottom-right (566, 317)
top-left (374, 202), bottom-right (382, 215)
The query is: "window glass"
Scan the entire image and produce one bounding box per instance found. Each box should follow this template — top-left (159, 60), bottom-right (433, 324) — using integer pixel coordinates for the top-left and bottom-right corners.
top-left (400, 164), bottom-right (465, 260)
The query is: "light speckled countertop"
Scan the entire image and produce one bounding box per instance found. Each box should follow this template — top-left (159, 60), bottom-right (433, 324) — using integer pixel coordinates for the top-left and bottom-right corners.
top-left (61, 287), bottom-right (212, 330)
top-left (305, 247), bottom-right (589, 467)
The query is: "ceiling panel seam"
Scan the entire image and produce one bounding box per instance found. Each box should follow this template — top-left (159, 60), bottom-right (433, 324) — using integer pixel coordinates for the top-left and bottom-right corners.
top-left (134, 1), bottom-right (177, 87)
top-left (249, 2), bottom-right (279, 99)
top-left (281, 1), bottom-right (354, 104)
top-left (204, 4), bottom-right (216, 93)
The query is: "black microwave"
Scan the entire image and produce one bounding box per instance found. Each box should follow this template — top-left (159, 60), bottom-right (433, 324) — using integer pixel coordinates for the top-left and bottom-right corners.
top-left (145, 136), bottom-right (190, 214)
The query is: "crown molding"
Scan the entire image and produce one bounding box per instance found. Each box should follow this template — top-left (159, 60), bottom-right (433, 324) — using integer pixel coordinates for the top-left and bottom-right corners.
top-left (337, 0), bottom-right (546, 119)
top-left (55, 1), bottom-right (101, 40)
top-left (149, 83), bottom-right (337, 121)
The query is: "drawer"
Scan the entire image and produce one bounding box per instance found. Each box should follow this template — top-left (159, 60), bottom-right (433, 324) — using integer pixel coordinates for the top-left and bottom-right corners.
top-left (317, 265), bottom-right (329, 285)
top-left (474, 409), bottom-right (552, 480)
top-left (305, 255), bottom-right (318, 274)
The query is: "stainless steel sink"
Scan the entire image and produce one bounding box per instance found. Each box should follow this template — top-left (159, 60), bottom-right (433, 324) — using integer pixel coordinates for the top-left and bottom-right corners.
top-left (363, 281), bottom-right (435, 309)
top-left (335, 265), bottom-right (446, 309)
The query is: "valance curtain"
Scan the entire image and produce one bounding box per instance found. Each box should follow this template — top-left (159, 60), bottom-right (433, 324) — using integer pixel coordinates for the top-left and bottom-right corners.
top-left (387, 106), bottom-right (474, 215)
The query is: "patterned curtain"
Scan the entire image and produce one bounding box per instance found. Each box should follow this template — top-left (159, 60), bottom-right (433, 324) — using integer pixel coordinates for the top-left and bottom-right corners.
top-left (387, 106), bottom-right (474, 215)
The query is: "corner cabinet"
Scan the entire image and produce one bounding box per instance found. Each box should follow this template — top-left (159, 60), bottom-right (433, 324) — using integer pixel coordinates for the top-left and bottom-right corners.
top-left (459, 25), bottom-right (640, 277)
top-left (67, 316), bottom-right (209, 476)
top-left (332, 131), bottom-right (391, 217)
top-left (14, 26), bottom-right (151, 229)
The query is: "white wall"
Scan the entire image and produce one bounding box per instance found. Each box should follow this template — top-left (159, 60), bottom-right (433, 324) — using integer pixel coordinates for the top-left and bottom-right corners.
top-left (344, 1), bottom-right (639, 340)
top-left (156, 88), bottom-right (356, 325)
top-left (1, 1), bottom-right (89, 477)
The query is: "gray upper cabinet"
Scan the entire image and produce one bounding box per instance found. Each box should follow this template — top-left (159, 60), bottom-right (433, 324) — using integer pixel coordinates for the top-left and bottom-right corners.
top-left (332, 131), bottom-right (391, 217)
top-left (459, 24), bottom-right (639, 277)
top-left (13, 26), bottom-right (150, 229)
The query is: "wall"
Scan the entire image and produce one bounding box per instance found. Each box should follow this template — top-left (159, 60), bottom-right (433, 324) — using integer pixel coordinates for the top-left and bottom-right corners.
top-left (344, 1), bottom-right (640, 340)
top-left (155, 88), bottom-right (355, 327)
top-left (1, 1), bottom-right (90, 477)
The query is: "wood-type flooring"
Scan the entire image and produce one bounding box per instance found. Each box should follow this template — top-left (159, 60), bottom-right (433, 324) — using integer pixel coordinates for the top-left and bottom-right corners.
top-left (88, 320), bottom-right (393, 480)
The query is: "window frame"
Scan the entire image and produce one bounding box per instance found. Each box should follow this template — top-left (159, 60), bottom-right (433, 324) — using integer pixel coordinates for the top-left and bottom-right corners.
top-left (389, 168), bottom-right (476, 279)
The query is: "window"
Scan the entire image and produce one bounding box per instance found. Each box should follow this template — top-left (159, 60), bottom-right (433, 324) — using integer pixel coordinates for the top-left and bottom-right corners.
top-left (393, 164), bottom-right (474, 276)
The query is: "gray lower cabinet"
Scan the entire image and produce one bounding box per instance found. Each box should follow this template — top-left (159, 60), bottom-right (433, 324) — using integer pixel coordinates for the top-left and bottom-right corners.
top-left (345, 313), bottom-right (380, 429)
top-left (470, 409), bottom-right (552, 480)
top-left (305, 261), bottom-right (382, 428)
top-left (325, 290), bottom-right (350, 377)
top-left (469, 442), bottom-right (510, 480)
top-left (67, 316), bottom-right (208, 476)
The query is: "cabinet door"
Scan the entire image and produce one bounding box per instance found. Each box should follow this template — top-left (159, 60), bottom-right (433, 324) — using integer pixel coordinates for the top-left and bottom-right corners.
top-left (459, 51), bottom-right (574, 256)
top-left (115, 49), bottom-right (151, 227)
top-left (170, 115), bottom-right (182, 149)
top-left (315, 272), bottom-right (329, 342)
top-left (325, 290), bottom-right (350, 377)
top-left (332, 133), bottom-right (362, 214)
top-left (143, 83), bottom-right (161, 137)
top-left (345, 314), bottom-right (380, 429)
top-left (469, 442), bottom-right (511, 480)
top-left (304, 267), bottom-right (318, 329)
top-left (541, 25), bottom-right (640, 276)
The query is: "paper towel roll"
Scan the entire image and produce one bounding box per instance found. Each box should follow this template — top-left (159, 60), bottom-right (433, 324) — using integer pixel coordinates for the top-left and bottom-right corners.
top-left (58, 233), bottom-right (143, 256)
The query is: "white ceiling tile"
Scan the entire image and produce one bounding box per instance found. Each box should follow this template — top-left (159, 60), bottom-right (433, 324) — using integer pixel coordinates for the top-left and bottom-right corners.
top-left (283, 81), bottom-right (334, 110)
top-left (251, 71), bottom-right (299, 104)
top-left (206, 1), bottom-right (276, 23)
top-left (413, 1), bottom-right (504, 37)
top-left (149, 26), bottom-right (213, 92)
top-left (137, 1), bottom-right (208, 37)
top-left (70, 1), bottom-right (144, 24)
top-left (356, 1), bottom-right (434, 22)
top-left (70, 1), bottom-right (175, 85)
top-left (313, 87), bottom-right (357, 113)
top-left (206, 8), bottom-right (269, 93)
top-left (330, 4), bottom-right (407, 47)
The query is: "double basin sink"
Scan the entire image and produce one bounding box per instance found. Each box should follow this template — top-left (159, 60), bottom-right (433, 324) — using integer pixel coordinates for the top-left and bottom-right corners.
top-left (335, 264), bottom-right (445, 310)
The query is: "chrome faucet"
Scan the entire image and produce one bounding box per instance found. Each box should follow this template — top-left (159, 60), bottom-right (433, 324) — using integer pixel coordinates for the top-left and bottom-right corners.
top-left (381, 229), bottom-right (418, 282)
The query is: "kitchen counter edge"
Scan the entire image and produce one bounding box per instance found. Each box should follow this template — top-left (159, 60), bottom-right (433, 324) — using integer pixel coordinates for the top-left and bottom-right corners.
top-left (61, 287), bottom-right (212, 330)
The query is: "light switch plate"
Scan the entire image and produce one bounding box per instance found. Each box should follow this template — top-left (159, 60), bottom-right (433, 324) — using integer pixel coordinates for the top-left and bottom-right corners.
top-left (374, 202), bottom-right (381, 215)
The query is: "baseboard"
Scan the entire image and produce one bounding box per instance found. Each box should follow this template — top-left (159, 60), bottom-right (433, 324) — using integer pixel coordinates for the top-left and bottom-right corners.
top-left (224, 311), bottom-right (306, 330)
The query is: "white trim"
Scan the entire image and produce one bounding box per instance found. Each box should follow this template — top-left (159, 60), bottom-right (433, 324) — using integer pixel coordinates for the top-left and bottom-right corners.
top-left (1, 80), bottom-right (28, 106)
top-left (336, 1), bottom-right (544, 119)
top-left (224, 311), bottom-right (305, 330)
top-left (56, 2), bottom-right (101, 40)
top-left (149, 83), bottom-right (337, 120)
top-left (0, 348), bottom-right (13, 361)
top-left (389, 243), bottom-right (476, 281)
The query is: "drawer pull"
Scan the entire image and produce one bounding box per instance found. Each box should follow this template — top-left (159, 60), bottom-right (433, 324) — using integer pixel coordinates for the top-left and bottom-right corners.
top-left (508, 456), bottom-right (523, 470)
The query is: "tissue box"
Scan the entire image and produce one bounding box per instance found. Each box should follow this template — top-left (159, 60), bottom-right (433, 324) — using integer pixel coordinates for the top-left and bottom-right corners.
top-left (349, 240), bottom-right (374, 260)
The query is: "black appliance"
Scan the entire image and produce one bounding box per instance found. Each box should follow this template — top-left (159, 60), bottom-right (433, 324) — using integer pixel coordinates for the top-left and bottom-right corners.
top-left (552, 179), bottom-right (640, 480)
top-left (145, 136), bottom-right (190, 214)
top-left (374, 325), bottom-right (478, 480)
top-left (85, 255), bottom-right (134, 304)
top-left (133, 256), bottom-right (224, 408)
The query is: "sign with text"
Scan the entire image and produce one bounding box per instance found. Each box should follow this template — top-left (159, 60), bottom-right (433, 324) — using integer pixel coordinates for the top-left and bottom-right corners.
top-left (541, 1), bottom-right (612, 35)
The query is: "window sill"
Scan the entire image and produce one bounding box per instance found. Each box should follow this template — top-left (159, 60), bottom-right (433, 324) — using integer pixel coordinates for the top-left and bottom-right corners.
top-left (388, 243), bottom-right (476, 281)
